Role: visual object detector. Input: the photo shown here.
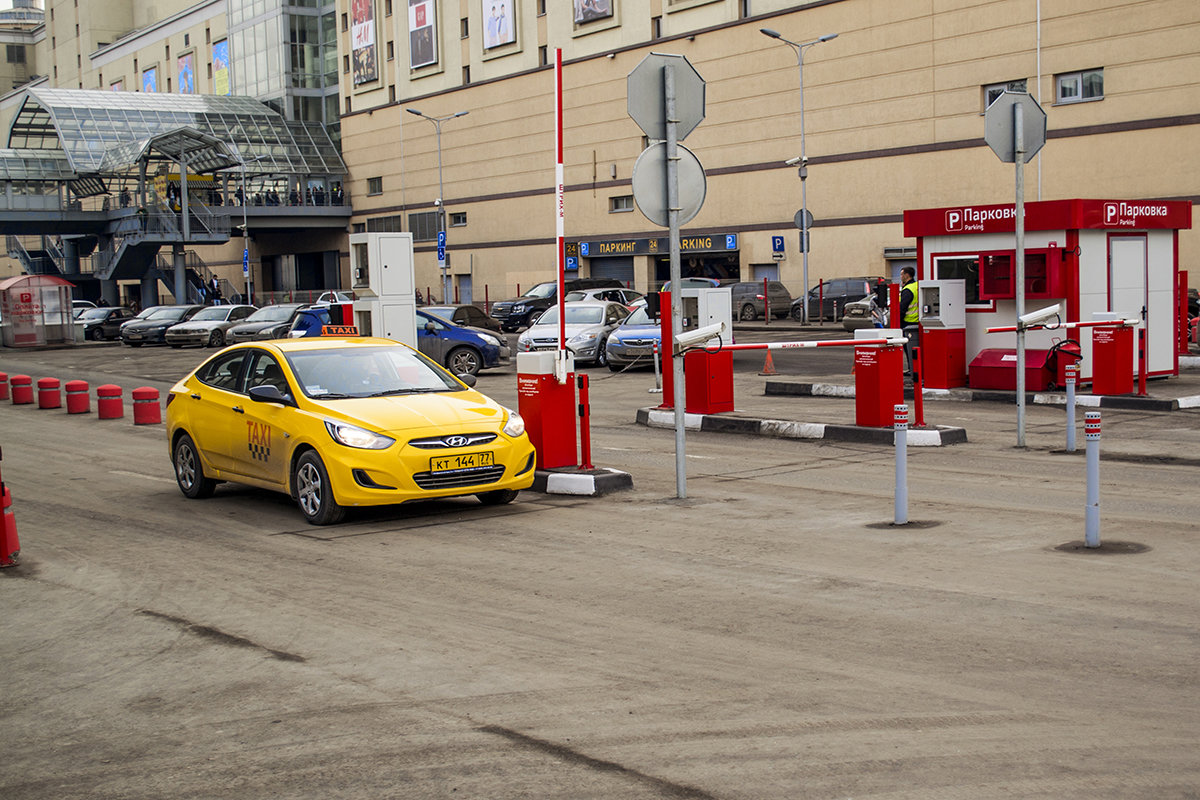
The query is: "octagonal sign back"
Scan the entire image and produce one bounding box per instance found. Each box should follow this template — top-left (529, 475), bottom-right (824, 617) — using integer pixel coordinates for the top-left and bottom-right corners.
top-left (627, 52), bottom-right (706, 142)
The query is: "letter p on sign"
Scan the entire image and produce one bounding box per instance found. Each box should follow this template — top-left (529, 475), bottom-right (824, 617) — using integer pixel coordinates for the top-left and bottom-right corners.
top-left (946, 210), bottom-right (962, 231)
top-left (1105, 203), bottom-right (1118, 224)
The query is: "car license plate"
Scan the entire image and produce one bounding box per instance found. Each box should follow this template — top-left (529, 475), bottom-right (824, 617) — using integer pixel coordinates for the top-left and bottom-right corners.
top-left (430, 452), bottom-right (494, 472)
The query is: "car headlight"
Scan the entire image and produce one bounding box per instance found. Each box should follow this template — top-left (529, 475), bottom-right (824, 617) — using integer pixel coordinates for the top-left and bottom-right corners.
top-left (502, 409), bottom-right (526, 438)
top-left (569, 332), bottom-right (597, 345)
top-left (324, 420), bottom-right (395, 450)
top-left (479, 333), bottom-right (502, 347)
top-left (512, 304), bottom-right (526, 313)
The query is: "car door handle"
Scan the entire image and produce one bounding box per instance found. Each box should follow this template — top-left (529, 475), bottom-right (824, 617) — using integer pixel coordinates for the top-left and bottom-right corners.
top-left (232, 405), bottom-right (245, 414)
top-left (191, 393), bottom-right (201, 400)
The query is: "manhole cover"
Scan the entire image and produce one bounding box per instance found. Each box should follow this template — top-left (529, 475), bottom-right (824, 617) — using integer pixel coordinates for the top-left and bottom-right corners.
top-left (1052, 540), bottom-right (1151, 555)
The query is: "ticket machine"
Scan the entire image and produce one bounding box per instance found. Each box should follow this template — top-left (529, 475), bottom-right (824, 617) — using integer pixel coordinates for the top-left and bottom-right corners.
top-left (917, 279), bottom-right (966, 388)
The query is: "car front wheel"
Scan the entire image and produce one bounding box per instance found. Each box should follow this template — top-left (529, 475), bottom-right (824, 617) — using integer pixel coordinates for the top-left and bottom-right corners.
top-left (740, 304), bottom-right (758, 321)
top-left (174, 434), bottom-right (216, 499)
top-left (477, 489), bottom-right (518, 505)
top-left (447, 346), bottom-right (482, 377)
top-left (791, 306), bottom-right (805, 321)
top-left (88, 327), bottom-right (104, 341)
top-left (294, 450), bottom-right (345, 525)
top-left (208, 330), bottom-right (224, 347)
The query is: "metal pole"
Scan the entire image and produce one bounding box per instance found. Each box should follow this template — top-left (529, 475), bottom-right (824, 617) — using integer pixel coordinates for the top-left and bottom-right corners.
top-left (435, 120), bottom-right (450, 304)
top-left (1015, 100), bottom-right (1027, 447)
top-left (241, 161), bottom-right (250, 304)
top-left (651, 340), bottom-right (662, 393)
top-left (666, 62), bottom-right (687, 499)
top-left (798, 46), bottom-right (809, 325)
top-left (1085, 411), bottom-right (1101, 547)
top-left (1065, 362), bottom-right (1077, 452)
top-left (894, 403), bottom-right (909, 525)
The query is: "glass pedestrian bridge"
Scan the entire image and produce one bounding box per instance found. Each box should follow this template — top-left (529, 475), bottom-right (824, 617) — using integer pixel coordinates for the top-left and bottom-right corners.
top-left (0, 88), bottom-right (349, 288)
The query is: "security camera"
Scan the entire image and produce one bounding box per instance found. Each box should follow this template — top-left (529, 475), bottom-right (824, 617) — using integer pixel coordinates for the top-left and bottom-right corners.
top-left (1019, 302), bottom-right (1062, 328)
top-left (674, 321), bottom-right (726, 351)
top-left (434, 198), bottom-right (442, 206)
top-left (784, 156), bottom-right (807, 166)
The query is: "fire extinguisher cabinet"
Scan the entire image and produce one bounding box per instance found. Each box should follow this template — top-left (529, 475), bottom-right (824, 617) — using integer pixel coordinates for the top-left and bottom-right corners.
top-left (1091, 325), bottom-right (1134, 395)
top-left (516, 351), bottom-right (577, 469)
top-left (854, 344), bottom-right (905, 428)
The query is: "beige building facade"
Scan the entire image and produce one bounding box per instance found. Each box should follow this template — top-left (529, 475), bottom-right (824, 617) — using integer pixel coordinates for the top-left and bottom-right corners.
top-left (338, 0), bottom-right (1199, 302)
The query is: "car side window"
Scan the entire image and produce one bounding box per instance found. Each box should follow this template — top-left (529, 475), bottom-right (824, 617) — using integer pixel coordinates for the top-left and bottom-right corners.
top-left (198, 351), bottom-right (248, 392)
top-left (247, 352), bottom-right (291, 395)
top-left (233, 306), bottom-right (252, 320)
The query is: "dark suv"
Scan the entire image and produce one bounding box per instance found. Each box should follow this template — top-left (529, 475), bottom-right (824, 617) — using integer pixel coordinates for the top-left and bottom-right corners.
top-left (490, 278), bottom-right (624, 332)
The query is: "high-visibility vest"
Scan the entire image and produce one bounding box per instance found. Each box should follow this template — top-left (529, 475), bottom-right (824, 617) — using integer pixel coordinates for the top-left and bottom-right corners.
top-left (902, 281), bottom-right (919, 324)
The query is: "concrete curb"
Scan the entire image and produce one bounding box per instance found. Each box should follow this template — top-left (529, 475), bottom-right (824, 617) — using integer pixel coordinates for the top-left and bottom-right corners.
top-left (637, 407), bottom-right (967, 447)
top-left (763, 380), bottom-right (1200, 412)
top-left (530, 467), bottom-right (634, 496)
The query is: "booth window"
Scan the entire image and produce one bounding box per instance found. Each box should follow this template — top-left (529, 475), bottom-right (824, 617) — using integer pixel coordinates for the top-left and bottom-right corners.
top-left (975, 248), bottom-right (1066, 301)
top-left (1056, 68), bottom-right (1104, 104)
top-left (933, 257), bottom-right (983, 306)
top-left (983, 79), bottom-right (1026, 111)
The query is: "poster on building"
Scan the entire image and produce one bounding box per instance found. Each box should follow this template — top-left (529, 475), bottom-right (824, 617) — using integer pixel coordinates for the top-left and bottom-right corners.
top-left (409, 0), bottom-right (437, 69)
top-left (352, 0), bottom-right (379, 85)
top-left (142, 67), bottom-right (157, 93)
top-left (110, 79), bottom-right (124, 91)
top-left (177, 53), bottom-right (196, 94)
top-left (212, 40), bottom-right (230, 96)
top-left (482, 0), bottom-right (514, 49)
top-left (573, 0), bottom-right (612, 23)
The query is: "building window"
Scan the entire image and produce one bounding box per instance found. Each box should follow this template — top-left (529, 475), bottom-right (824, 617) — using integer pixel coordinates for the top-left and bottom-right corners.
top-left (463, 65), bottom-right (470, 84)
top-left (352, 223), bottom-right (366, 233)
top-left (461, 17), bottom-right (469, 38)
top-left (537, 0), bottom-right (546, 14)
top-left (6, 45), bottom-right (25, 64)
top-left (385, 0), bottom-right (393, 16)
top-left (984, 79), bottom-right (1027, 110)
top-left (389, 85), bottom-right (396, 102)
top-left (652, 16), bottom-right (662, 39)
top-left (539, 46), bottom-right (547, 66)
top-left (344, 94), bottom-right (351, 113)
top-left (610, 195), bottom-right (634, 213)
top-left (165, 44), bottom-right (170, 59)
top-left (408, 211), bottom-right (440, 241)
top-left (367, 214), bottom-right (405, 232)
top-left (739, 0), bottom-right (751, 18)
top-left (341, 13), bottom-right (348, 31)
top-left (367, 176), bottom-right (383, 195)
top-left (184, 34), bottom-right (190, 46)
top-left (1056, 68), bottom-right (1104, 104)
top-left (450, 212), bottom-right (467, 226)
top-left (343, 54), bottom-right (350, 73)
top-left (387, 41), bottom-right (394, 60)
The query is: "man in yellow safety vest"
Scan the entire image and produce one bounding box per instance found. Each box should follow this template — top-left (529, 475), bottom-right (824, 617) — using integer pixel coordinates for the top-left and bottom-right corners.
top-left (899, 266), bottom-right (919, 375)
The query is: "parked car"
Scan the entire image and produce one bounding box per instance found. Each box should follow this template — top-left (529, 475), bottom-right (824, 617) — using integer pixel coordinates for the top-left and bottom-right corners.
top-left (316, 291), bottom-right (354, 304)
top-left (416, 309), bottom-right (509, 377)
top-left (489, 278), bottom-right (624, 332)
top-left (287, 305), bottom-right (335, 338)
top-left (841, 295), bottom-right (888, 331)
top-left (71, 299), bottom-right (97, 318)
top-left (604, 305), bottom-right (662, 371)
top-left (794, 276), bottom-right (885, 321)
top-left (164, 304), bottom-right (257, 348)
top-left (517, 301), bottom-right (630, 366)
top-left (77, 306), bottom-right (134, 340)
top-left (423, 304), bottom-right (503, 333)
top-left (726, 281), bottom-right (793, 321)
top-left (226, 303), bottom-right (310, 343)
top-left (564, 287), bottom-right (645, 307)
top-left (659, 277), bottom-right (721, 292)
top-left (120, 304), bottom-right (205, 346)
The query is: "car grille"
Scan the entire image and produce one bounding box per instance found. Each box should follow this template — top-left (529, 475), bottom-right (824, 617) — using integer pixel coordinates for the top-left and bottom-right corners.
top-left (491, 303), bottom-right (512, 318)
top-left (413, 465), bottom-right (505, 489)
top-left (619, 337), bottom-right (657, 347)
top-left (407, 433), bottom-right (497, 449)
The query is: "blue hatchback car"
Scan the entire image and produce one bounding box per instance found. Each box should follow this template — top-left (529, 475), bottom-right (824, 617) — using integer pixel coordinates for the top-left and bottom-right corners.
top-left (603, 305), bottom-right (662, 371)
top-left (416, 309), bottom-right (509, 376)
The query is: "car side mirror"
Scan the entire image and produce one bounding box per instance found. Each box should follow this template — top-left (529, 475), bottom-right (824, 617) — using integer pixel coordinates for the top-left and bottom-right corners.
top-left (248, 385), bottom-right (293, 406)
top-left (425, 321), bottom-right (437, 332)
top-left (455, 373), bottom-right (477, 387)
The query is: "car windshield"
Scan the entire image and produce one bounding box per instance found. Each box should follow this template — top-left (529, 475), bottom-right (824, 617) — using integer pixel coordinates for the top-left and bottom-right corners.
top-left (286, 346), bottom-right (463, 398)
top-left (79, 308), bottom-right (109, 319)
top-left (535, 305), bottom-right (604, 325)
top-left (563, 291), bottom-right (587, 302)
top-left (191, 307), bottom-right (232, 321)
top-left (148, 306), bottom-right (190, 321)
top-left (524, 282), bottom-right (557, 299)
top-left (246, 305), bottom-right (298, 322)
top-left (623, 307), bottom-right (653, 325)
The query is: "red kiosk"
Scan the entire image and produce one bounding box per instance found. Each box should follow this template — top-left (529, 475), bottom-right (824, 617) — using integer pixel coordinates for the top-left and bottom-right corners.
top-left (904, 199), bottom-right (1192, 391)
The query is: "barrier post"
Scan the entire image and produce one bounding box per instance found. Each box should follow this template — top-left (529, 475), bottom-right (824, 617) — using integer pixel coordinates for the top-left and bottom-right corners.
top-left (10, 375), bottom-right (33, 405)
top-left (912, 347), bottom-right (925, 428)
top-left (96, 384), bottom-right (124, 419)
top-left (132, 386), bottom-right (162, 425)
top-left (1064, 363), bottom-right (1078, 452)
top-left (484, 285), bottom-right (490, 314)
top-left (1137, 327), bottom-right (1147, 396)
top-left (763, 277), bottom-right (770, 326)
top-left (650, 340), bottom-right (662, 394)
top-left (894, 403), bottom-right (909, 526)
top-left (577, 374), bottom-right (593, 470)
top-left (817, 280), bottom-right (824, 326)
top-left (36, 377), bottom-right (62, 409)
top-left (0, 372), bottom-right (8, 401)
top-left (0, 446), bottom-right (19, 568)
top-left (1085, 411), bottom-right (1101, 548)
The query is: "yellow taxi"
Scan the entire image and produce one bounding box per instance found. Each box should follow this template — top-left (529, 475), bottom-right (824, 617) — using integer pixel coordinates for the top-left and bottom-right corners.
top-left (165, 336), bottom-right (536, 524)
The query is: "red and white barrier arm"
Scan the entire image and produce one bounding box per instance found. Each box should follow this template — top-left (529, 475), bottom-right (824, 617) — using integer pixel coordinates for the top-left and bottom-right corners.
top-left (985, 318), bottom-right (1140, 334)
top-left (701, 336), bottom-right (906, 352)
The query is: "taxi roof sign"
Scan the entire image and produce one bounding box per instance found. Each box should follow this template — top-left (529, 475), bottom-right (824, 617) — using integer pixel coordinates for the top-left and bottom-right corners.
top-left (322, 325), bottom-right (359, 336)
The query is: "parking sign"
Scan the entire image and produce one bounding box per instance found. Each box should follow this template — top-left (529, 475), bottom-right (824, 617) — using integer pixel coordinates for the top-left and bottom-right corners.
top-left (771, 235), bottom-right (785, 253)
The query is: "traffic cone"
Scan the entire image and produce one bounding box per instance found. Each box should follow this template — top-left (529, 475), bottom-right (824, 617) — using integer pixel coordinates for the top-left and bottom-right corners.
top-left (0, 449), bottom-right (19, 568)
top-left (758, 350), bottom-right (777, 376)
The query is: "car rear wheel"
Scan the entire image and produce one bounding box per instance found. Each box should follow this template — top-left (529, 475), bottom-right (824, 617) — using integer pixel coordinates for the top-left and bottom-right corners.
top-left (477, 489), bottom-right (518, 505)
top-left (791, 306), bottom-right (805, 322)
top-left (740, 303), bottom-right (758, 321)
top-left (295, 450), bottom-right (345, 525)
top-left (595, 338), bottom-right (609, 367)
top-left (174, 434), bottom-right (216, 499)
top-left (208, 330), bottom-right (224, 347)
top-left (447, 346), bottom-right (482, 377)
top-left (88, 327), bottom-right (104, 341)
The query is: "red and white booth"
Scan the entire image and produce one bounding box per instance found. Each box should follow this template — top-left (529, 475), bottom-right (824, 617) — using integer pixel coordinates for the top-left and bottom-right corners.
top-left (903, 199), bottom-right (1192, 390)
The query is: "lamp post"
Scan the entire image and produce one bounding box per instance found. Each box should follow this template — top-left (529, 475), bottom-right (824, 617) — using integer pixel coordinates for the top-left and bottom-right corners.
top-left (406, 108), bottom-right (469, 303)
top-left (761, 28), bottom-right (838, 324)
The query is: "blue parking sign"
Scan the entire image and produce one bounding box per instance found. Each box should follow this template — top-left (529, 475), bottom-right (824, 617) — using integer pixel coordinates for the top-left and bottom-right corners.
top-left (771, 235), bottom-right (785, 252)
top-left (565, 256), bottom-right (579, 271)
top-left (437, 230), bottom-right (446, 247)
top-left (580, 242), bottom-right (590, 256)
top-left (725, 234), bottom-right (738, 250)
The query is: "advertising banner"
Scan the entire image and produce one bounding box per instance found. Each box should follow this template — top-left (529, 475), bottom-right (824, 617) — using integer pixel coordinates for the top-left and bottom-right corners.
top-left (212, 40), bottom-right (230, 95)
top-left (177, 53), bottom-right (195, 94)
top-left (409, 0), bottom-right (437, 69)
top-left (352, 0), bottom-right (379, 84)
top-left (142, 67), bottom-right (157, 93)
top-left (482, 0), bottom-right (515, 49)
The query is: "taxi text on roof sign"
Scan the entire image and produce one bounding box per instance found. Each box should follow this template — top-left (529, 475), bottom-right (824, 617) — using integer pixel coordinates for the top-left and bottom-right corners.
top-left (322, 325), bottom-right (359, 336)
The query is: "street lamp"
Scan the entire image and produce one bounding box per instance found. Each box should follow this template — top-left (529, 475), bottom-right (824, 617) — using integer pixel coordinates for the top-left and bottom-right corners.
top-left (761, 28), bottom-right (838, 324)
top-left (406, 108), bottom-right (469, 303)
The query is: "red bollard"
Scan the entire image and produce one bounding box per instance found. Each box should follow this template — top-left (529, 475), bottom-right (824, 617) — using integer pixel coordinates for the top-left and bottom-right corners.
top-left (132, 386), bottom-right (162, 425)
top-left (96, 384), bottom-right (124, 419)
top-left (0, 372), bottom-right (8, 401)
top-left (1, 447), bottom-right (20, 568)
top-left (10, 375), bottom-right (33, 405)
top-left (37, 377), bottom-right (62, 409)
top-left (65, 380), bottom-right (91, 414)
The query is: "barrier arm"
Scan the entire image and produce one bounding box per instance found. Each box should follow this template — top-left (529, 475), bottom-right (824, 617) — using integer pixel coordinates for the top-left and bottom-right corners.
top-left (691, 336), bottom-right (906, 353)
top-left (985, 319), bottom-right (1139, 334)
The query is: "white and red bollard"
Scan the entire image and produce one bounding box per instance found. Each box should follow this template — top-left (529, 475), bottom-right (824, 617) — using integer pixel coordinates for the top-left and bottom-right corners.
top-left (1085, 411), bottom-right (1101, 548)
top-left (894, 403), bottom-right (909, 526)
top-left (0, 447), bottom-right (20, 568)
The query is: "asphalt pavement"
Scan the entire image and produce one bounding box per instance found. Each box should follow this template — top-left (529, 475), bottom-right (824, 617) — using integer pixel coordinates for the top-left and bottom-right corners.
top-left (2, 332), bottom-right (1199, 799)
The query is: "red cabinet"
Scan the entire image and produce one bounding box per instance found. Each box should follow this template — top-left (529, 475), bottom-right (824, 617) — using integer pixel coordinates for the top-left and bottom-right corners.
top-left (979, 248), bottom-right (1066, 301)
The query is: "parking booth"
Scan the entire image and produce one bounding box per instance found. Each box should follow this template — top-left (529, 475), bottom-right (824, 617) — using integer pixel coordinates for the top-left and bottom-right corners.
top-left (0, 275), bottom-right (76, 348)
top-left (903, 199), bottom-right (1192, 389)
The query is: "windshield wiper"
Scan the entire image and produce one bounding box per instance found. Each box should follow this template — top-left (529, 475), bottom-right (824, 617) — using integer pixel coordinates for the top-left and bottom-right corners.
top-left (367, 387), bottom-right (448, 397)
top-left (311, 392), bottom-right (356, 399)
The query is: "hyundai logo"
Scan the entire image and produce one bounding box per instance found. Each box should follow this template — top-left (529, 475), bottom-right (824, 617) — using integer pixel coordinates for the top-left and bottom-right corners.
top-left (444, 435), bottom-right (469, 448)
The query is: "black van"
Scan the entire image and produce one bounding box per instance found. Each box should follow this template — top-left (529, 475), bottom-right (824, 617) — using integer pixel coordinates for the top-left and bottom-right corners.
top-left (489, 277), bottom-right (625, 332)
top-left (793, 276), bottom-right (885, 321)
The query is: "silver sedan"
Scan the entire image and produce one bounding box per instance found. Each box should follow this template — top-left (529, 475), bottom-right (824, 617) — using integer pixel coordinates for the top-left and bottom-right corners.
top-left (516, 301), bottom-right (630, 366)
top-left (164, 304), bottom-right (257, 348)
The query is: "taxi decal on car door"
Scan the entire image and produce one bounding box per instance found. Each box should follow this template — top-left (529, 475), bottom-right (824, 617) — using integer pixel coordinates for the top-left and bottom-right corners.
top-left (247, 420), bottom-right (271, 462)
